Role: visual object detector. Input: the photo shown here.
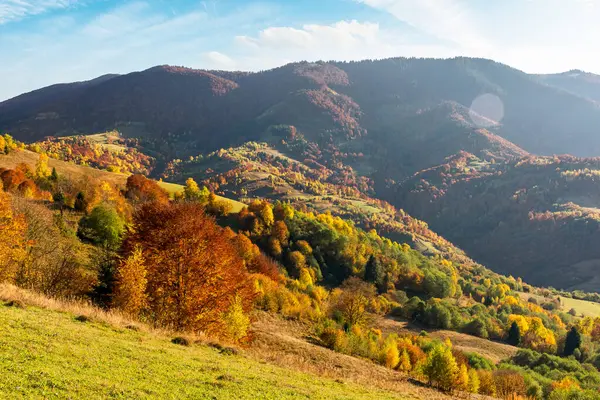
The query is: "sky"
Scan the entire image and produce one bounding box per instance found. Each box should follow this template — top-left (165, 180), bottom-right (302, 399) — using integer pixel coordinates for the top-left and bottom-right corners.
top-left (1, 0), bottom-right (600, 101)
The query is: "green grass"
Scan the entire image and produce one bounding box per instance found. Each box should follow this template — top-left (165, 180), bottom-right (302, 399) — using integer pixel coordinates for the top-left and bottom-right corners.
top-left (519, 292), bottom-right (600, 318)
top-left (0, 303), bottom-right (407, 399)
top-left (559, 296), bottom-right (600, 318)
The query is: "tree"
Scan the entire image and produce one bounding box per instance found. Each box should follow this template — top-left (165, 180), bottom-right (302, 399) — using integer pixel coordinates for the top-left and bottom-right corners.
top-left (221, 294), bottom-right (251, 343)
top-left (113, 247), bottom-right (147, 316)
top-left (422, 344), bottom-right (459, 392)
top-left (122, 202), bottom-right (253, 335)
top-left (382, 339), bottom-right (400, 369)
top-left (78, 204), bottom-right (125, 249)
top-left (50, 167), bottom-right (59, 181)
top-left (467, 368), bottom-right (480, 394)
top-left (398, 349), bottom-right (412, 372)
top-left (333, 277), bottom-right (376, 327)
top-left (78, 204), bottom-right (125, 306)
top-left (456, 364), bottom-right (469, 392)
top-left (0, 191), bottom-right (27, 283)
top-left (477, 370), bottom-right (496, 396)
top-left (563, 326), bottom-right (582, 356)
top-left (53, 191), bottom-right (66, 215)
top-left (183, 177), bottom-right (209, 203)
top-left (364, 255), bottom-right (385, 292)
top-left (507, 321), bottom-right (521, 346)
top-left (125, 174), bottom-right (169, 204)
top-left (35, 153), bottom-right (51, 179)
top-left (10, 196), bottom-right (94, 298)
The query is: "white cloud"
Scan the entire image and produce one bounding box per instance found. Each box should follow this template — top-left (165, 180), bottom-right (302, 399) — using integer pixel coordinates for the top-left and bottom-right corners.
top-left (0, 0), bottom-right (80, 24)
top-left (232, 20), bottom-right (460, 70)
top-left (202, 51), bottom-right (236, 69)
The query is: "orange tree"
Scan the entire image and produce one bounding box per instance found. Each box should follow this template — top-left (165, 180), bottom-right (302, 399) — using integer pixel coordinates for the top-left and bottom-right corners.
top-left (119, 201), bottom-right (253, 336)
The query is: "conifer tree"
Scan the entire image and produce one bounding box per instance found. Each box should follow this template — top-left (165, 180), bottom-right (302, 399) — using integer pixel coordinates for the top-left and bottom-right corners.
top-left (507, 321), bottom-right (521, 346)
top-left (564, 326), bottom-right (582, 356)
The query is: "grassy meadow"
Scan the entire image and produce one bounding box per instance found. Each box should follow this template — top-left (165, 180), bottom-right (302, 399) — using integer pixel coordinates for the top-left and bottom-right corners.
top-left (0, 297), bottom-right (411, 400)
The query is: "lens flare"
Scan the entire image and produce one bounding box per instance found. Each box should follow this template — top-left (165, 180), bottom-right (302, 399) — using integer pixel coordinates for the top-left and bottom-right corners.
top-left (469, 93), bottom-right (504, 128)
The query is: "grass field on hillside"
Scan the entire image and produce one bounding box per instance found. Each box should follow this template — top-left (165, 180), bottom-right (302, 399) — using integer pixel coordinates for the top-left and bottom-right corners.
top-left (518, 292), bottom-right (600, 318)
top-left (0, 302), bottom-right (411, 400)
top-left (559, 296), bottom-right (600, 317)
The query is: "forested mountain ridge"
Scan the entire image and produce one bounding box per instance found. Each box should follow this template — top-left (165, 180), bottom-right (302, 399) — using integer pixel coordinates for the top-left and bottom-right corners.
top-left (4, 57), bottom-right (600, 158)
top-left (4, 56), bottom-right (600, 291)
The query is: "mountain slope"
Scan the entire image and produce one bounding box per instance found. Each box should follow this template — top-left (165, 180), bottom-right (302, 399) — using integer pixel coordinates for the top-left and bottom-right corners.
top-left (394, 153), bottom-right (600, 290)
top-left (4, 57), bottom-right (600, 159)
top-left (5, 57), bottom-right (600, 290)
top-left (537, 70), bottom-right (600, 102)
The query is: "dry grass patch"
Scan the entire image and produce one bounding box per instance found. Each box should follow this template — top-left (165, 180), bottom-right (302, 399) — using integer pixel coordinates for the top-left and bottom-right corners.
top-left (249, 313), bottom-right (465, 400)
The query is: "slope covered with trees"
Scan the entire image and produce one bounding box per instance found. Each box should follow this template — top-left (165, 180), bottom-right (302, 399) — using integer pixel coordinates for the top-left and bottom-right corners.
top-left (4, 56), bottom-right (600, 300)
top-left (3, 142), bottom-right (600, 399)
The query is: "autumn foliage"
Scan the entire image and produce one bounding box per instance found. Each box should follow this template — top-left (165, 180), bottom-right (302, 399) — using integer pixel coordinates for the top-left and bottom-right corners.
top-left (118, 202), bottom-right (254, 336)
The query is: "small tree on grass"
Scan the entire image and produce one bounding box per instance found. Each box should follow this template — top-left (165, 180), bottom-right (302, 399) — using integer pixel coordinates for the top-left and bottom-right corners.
top-left (423, 344), bottom-right (459, 392)
top-left (333, 277), bottom-right (376, 328)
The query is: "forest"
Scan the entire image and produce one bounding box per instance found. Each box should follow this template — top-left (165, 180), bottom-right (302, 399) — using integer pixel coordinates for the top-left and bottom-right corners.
top-left (2, 136), bottom-right (600, 399)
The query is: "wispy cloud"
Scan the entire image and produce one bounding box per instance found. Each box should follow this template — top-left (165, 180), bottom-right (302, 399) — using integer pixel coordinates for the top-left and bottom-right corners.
top-left (0, 1), bottom-right (277, 100)
top-left (231, 20), bottom-right (459, 70)
top-left (0, 0), bottom-right (80, 24)
top-left (356, 0), bottom-right (490, 53)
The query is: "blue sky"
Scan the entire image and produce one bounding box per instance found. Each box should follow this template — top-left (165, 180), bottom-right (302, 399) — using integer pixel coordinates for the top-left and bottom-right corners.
top-left (1, 0), bottom-right (600, 101)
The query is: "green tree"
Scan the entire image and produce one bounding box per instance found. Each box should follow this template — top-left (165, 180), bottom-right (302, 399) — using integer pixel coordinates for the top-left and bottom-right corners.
top-left (422, 344), bottom-right (459, 392)
top-left (78, 204), bottom-right (125, 307)
top-left (364, 255), bottom-right (385, 292)
top-left (74, 192), bottom-right (87, 212)
top-left (507, 321), bottom-right (521, 346)
top-left (53, 191), bottom-right (66, 215)
top-left (563, 326), bottom-right (582, 356)
top-left (50, 167), bottom-right (59, 181)
top-left (78, 204), bottom-right (125, 249)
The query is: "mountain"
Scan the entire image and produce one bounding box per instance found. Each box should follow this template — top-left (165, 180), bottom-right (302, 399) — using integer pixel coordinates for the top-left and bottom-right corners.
top-left (537, 70), bottom-right (600, 103)
top-left (5, 56), bottom-right (600, 290)
top-left (4, 57), bottom-right (600, 159)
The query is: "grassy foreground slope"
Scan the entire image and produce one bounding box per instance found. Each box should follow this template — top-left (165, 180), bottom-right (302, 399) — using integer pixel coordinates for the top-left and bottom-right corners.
top-left (0, 302), bottom-right (411, 400)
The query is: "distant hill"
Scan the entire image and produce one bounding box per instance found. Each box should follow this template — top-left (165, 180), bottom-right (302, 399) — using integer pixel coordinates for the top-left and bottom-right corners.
top-left (537, 70), bottom-right (600, 102)
top-left (393, 153), bottom-right (600, 290)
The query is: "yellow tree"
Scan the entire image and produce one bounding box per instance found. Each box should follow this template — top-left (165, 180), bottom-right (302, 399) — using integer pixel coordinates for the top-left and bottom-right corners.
top-left (456, 364), bottom-right (469, 392)
top-left (467, 368), bottom-right (480, 394)
top-left (35, 153), bottom-right (51, 179)
top-left (0, 191), bottom-right (27, 282)
top-left (398, 349), bottom-right (412, 372)
top-left (113, 247), bottom-right (147, 316)
top-left (221, 294), bottom-right (251, 343)
top-left (382, 339), bottom-right (400, 369)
